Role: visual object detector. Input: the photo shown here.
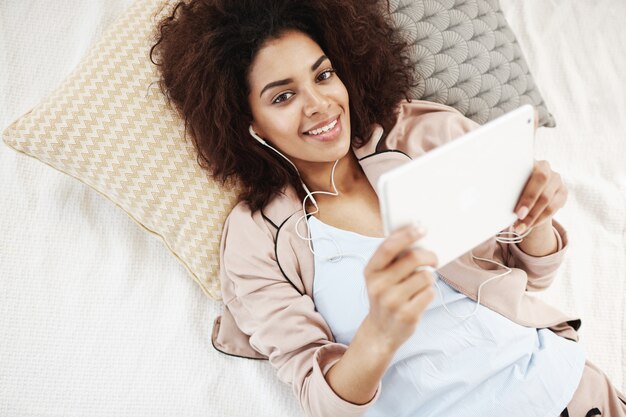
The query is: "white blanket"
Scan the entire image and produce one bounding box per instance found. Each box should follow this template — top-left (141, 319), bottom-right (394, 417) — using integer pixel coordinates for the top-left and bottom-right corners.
top-left (0, 1), bottom-right (624, 416)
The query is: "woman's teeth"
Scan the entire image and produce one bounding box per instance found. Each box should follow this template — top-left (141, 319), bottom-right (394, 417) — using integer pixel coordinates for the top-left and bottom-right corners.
top-left (306, 118), bottom-right (337, 135)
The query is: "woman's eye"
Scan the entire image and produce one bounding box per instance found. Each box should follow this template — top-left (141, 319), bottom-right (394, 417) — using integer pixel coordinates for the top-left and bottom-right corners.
top-left (317, 68), bottom-right (335, 82)
top-left (272, 92), bottom-right (293, 104)
top-left (271, 69), bottom-right (334, 104)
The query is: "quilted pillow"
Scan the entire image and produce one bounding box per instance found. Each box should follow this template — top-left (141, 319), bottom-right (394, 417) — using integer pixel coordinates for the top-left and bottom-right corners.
top-left (389, 0), bottom-right (556, 126)
top-left (2, 0), bottom-right (554, 301)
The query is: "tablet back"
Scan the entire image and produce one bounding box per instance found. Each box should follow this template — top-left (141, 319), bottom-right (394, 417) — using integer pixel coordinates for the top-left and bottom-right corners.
top-left (377, 104), bottom-right (535, 269)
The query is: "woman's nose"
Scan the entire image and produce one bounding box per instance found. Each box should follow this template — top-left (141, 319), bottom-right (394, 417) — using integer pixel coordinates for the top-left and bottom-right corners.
top-left (302, 86), bottom-right (330, 117)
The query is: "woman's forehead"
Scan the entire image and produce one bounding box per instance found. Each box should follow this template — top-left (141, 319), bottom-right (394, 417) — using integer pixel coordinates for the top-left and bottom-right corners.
top-left (248, 31), bottom-right (325, 87)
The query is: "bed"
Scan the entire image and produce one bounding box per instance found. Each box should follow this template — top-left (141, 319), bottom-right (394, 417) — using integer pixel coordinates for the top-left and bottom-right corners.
top-left (0, 1), bottom-right (624, 416)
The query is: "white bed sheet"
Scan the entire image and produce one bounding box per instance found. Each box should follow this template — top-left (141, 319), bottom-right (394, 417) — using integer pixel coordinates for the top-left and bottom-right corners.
top-left (0, 1), bottom-right (624, 416)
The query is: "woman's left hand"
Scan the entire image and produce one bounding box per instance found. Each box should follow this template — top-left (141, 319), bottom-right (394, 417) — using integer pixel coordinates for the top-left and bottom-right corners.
top-left (513, 160), bottom-right (568, 235)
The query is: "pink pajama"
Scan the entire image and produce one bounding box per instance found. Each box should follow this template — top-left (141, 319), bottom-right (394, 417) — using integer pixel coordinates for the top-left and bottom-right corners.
top-left (561, 361), bottom-right (626, 417)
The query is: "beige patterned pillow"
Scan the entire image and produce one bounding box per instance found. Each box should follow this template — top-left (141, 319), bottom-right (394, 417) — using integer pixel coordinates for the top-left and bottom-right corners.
top-left (1, 0), bottom-right (241, 300)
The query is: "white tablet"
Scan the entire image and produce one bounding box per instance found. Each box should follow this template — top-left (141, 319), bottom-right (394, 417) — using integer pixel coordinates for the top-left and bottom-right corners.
top-left (377, 104), bottom-right (535, 269)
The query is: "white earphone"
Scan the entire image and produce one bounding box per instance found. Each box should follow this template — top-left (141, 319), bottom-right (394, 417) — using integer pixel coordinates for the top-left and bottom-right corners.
top-left (248, 125), bottom-right (343, 253)
top-left (249, 125), bottom-right (529, 320)
top-left (249, 125), bottom-right (319, 206)
top-left (248, 125), bottom-right (267, 145)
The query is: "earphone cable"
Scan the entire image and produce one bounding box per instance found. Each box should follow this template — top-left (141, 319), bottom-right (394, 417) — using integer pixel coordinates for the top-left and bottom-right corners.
top-left (250, 126), bottom-right (524, 320)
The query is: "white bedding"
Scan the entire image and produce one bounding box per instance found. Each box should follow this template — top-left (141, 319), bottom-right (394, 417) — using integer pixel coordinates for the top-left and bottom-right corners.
top-left (0, 1), bottom-right (624, 416)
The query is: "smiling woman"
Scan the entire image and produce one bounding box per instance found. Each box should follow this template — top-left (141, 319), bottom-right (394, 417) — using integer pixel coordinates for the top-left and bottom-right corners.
top-left (150, 0), bottom-right (416, 212)
top-left (150, 1), bottom-right (626, 417)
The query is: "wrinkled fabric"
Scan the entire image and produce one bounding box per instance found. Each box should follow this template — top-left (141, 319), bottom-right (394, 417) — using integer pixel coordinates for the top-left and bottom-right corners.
top-left (309, 215), bottom-right (585, 417)
top-left (561, 361), bottom-right (626, 417)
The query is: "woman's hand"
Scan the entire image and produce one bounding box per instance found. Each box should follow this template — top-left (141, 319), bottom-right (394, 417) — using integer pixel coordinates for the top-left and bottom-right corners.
top-left (513, 160), bottom-right (568, 235)
top-left (325, 228), bottom-right (436, 405)
top-left (362, 225), bottom-right (437, 352)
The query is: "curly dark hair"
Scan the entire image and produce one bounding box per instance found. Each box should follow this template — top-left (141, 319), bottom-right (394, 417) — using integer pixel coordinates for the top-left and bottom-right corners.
top-left (150, 0), bottom-right (418, 212)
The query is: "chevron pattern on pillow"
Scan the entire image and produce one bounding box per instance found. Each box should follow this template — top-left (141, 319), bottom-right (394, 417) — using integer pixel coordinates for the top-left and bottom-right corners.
top-left (2, 0), bottom-right (241, 300)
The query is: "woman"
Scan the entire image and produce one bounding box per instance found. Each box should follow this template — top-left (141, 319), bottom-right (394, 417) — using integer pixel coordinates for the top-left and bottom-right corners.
top-left (150, 0), bottom-right (626, 416)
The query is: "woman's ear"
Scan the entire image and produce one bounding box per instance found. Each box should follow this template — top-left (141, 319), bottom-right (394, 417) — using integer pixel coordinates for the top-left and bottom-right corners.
top-left (248, 124), bottom-right (266, 145)
top-left (249, 121), bottom-right (259, 135)
top-left (249, 121), bottom-right (264, 138)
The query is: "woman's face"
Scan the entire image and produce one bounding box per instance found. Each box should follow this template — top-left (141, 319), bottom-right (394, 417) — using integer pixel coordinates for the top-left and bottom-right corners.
top-left (247, 30), bottom-right (351, 169)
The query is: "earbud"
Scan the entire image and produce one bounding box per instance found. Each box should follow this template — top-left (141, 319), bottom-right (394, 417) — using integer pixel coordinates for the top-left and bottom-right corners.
top-left (248, 125), bottom-right (267, 145)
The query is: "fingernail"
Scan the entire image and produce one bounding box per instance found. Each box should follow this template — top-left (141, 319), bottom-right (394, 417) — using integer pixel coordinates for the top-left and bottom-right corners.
top-left (515, 223), bottom-right (527, 234)
top-left (516, 206), bottom-right (529, 220)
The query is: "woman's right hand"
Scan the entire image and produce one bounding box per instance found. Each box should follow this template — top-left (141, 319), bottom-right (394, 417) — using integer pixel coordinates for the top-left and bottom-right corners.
top-left (363, 225), bottom-right (438, 352)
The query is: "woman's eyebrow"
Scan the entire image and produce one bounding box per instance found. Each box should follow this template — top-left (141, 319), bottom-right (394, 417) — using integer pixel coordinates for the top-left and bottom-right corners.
top-left (260, 78), bottom-right (293, 97)
top-left (259, 55), bottom-right (329, 98)
top-left (310, 55), bottom-right (328, 71)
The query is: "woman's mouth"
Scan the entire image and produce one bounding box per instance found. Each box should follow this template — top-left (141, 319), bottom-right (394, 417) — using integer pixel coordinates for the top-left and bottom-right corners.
top-left (303, 116), bottom-right (341, 142)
